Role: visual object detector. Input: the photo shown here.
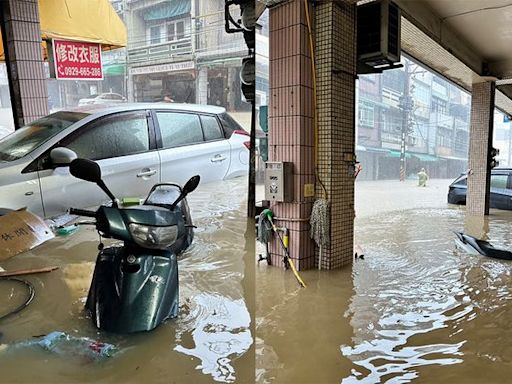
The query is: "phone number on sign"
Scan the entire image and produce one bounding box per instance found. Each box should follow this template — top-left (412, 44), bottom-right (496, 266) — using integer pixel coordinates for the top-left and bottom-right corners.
top-left (62, 67), bottom-right (101, 77)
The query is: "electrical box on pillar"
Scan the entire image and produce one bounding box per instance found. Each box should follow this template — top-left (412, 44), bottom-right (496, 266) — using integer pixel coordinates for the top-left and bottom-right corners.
top-left (264, 162), bottom-right (293, 202)
top-left (490, 147), bottom-right (500, 169)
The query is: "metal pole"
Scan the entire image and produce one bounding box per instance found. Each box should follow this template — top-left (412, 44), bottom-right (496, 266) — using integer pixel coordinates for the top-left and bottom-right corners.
top-left (399, 60), bottom-right (411, 181)
top-left (508, 120), bottom-right (511, 167)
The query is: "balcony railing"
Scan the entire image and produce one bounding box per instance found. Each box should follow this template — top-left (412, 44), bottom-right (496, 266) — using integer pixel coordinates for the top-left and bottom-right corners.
top-left (194, 27), bottom-right (247, 60)
top-left (430, 112), bottom-right (453, 129)
top-left (127, 28), bottom-right (248, 65)
top-left (128, 37), bottom-right (193, 63)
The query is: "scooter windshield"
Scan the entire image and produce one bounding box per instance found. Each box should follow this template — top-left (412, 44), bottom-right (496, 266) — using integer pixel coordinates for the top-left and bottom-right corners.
top-left (145, 184), bottom-right (181, 207)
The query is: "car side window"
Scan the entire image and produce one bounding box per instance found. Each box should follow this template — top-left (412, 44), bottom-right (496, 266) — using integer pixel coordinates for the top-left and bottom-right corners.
top-left (200, 115), bottom-right (224, 141)
top-left (491, 174), bottom-right (508, 189)
top-left (64, 112), bottom-right (149, 160)
top-left (156, 112), bottom-right (204, 148)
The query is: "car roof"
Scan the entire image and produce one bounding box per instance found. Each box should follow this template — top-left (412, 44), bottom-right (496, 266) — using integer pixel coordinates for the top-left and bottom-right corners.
top-left (66, 103), bottom-right (227, 115)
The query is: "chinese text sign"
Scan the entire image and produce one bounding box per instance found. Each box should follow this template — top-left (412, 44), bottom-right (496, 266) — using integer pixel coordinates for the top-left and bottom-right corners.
top-left (53, 39), bottom-right (103, 80)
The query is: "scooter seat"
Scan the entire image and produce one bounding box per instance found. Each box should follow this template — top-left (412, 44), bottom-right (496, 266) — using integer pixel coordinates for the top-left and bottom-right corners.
top-left (124, 204), bottom-right (169, 212)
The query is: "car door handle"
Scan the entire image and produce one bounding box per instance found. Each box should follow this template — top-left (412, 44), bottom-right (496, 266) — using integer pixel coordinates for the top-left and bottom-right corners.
top-left (211, 155), bottom-right (227, 163)
top-left (137, 169), bottom-right (157, 178)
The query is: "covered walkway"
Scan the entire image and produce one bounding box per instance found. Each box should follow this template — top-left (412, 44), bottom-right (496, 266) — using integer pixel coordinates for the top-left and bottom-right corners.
top-left (262, 0), bottom-right (512, 270)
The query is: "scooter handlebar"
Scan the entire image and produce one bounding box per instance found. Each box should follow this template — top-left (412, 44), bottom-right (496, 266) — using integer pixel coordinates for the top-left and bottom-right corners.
top-left (69, 208), bottom-right (96, 218)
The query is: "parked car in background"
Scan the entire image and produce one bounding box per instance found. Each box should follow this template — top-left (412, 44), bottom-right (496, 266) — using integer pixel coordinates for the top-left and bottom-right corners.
top-left (78, 93), bottom-right (127, 106)
top-left (0, 103), bottom-right (249, 218)
top-left (447, 168), bottom-right (512, 210)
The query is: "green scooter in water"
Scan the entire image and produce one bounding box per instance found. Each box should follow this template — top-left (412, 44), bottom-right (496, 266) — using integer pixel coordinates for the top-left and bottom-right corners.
top-left (68, 158), bottom-right (200, 333)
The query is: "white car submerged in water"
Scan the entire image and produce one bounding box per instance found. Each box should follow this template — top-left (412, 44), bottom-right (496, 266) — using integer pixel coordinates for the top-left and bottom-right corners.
top-left (0, 103), bottom-right (249, 218)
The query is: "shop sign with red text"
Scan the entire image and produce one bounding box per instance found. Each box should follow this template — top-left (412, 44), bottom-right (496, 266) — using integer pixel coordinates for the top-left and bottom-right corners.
top-left (52, 39), bottom-right (103, 80)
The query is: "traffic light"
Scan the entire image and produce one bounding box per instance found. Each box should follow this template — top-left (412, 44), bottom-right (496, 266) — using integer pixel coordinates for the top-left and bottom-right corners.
top-left (489, 147), bottom-right (500, 169)
top-left (259, 106), bottom-right (268, 161)
top-left (240, 56), bottom-right (255, 102)
top-left (225, 0), bottom-right (255, 103)
top-left (224, 0), bottom-right (255, 43)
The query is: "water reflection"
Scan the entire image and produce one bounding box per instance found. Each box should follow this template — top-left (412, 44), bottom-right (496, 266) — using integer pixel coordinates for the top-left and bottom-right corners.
top-left (342, 208), bottom-right (512, 382)
top-left (175, 293), bottom-right (252, 383)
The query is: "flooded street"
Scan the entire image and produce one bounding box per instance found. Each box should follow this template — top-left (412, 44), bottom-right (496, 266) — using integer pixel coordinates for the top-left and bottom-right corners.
top-left (0, 177), bottom-right (253, 383)
top-left (257, 179), bottom-right (512, 383)
top-left (4, 175), bottom-right (512, 383)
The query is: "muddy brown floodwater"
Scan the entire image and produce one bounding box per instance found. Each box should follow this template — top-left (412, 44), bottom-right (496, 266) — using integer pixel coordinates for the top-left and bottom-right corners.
top-left (257, 179), bottom-right (512, 383)
top-left (0, 177), bottom-right (254, 384)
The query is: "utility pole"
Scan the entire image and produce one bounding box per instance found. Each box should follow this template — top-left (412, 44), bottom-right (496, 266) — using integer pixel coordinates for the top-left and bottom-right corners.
top-left (508, 121), bottom-right (512, 167)
top-left (399, 60), bottom-right (413, 181)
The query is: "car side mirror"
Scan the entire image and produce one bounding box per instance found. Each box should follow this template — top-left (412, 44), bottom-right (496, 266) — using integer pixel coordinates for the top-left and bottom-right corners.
top-left (69, 158), bottom-right (102, 183)
top-left (50, 147), bottom-right (77, 167)
top-left (69, 158), bottom-right (118, 206)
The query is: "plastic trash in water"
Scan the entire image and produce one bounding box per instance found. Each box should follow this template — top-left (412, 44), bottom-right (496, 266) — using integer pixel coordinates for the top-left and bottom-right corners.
top-left (56, 225), bottom-right (79, 236)
top-left (1, 331), bottom-right (118, 362)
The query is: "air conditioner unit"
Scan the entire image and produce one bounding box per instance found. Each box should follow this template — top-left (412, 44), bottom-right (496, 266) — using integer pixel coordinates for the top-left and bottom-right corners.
top-left (112, 1), bottom-right (124, 12)
top-left (357, 0), bottom-right (401, 69)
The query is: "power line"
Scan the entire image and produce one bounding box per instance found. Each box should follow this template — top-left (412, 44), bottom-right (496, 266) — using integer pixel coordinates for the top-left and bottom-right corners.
top-left (442, 3), bottom-right (512, 20)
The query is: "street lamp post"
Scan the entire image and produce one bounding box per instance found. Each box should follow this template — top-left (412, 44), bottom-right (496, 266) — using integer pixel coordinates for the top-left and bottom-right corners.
top-left (399, 60), bottom-right (413, 181)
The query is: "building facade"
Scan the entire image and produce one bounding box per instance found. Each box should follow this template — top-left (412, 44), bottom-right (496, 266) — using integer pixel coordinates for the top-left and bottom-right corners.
top-left (111, 0), bottom-right (251, 111)
top-left (356, 56), bottom-right (472, 180)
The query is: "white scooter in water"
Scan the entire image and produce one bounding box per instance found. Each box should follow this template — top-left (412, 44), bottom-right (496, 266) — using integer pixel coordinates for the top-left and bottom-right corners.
top-left (454, 232), bottom-right (512, 260)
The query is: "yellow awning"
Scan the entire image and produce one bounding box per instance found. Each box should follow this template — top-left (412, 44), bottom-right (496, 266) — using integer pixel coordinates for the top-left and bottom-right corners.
top-left (0, 0), bottom-right (127, 62)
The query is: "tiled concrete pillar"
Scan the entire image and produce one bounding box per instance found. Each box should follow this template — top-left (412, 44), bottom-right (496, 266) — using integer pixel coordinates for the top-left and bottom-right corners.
top-left (0, 0), bottom-right (48, 128)
top-left (467, 81), bottom-right (495, 216)
top-left (315, 1), bottom-right (357, 268)
top-left (268, 0), bottom-right (316, 270)
top-left (196, 66), bottom-right (208, 105)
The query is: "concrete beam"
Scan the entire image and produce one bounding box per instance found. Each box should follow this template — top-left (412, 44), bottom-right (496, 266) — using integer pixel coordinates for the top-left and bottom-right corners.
top-left (395, 0), bottom-right (484, 76)
top-left (489, 59), bottom-right (512, 80)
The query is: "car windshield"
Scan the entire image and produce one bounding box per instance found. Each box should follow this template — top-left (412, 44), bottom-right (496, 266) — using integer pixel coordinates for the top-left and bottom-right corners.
top-left (0, 111), bottom-right (88, 161)
top-left (452, 173), bottom-right (468, 186)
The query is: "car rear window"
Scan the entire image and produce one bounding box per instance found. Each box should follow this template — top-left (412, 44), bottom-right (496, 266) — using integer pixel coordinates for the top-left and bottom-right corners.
top-left (218, 112), bottom-right (243, 138)
top-left (0, 111), bottom-right (88, 161)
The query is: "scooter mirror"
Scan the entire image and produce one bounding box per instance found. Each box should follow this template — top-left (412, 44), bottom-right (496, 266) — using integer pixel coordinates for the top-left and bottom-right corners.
top-left (183, 175), bottom-right (200, 194)
top-left (70, 158), bottom-right (102, 183)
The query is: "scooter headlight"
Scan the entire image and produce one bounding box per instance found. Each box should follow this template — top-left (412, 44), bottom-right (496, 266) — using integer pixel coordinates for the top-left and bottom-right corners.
top-left (128, 224), bottom-right (178, 249)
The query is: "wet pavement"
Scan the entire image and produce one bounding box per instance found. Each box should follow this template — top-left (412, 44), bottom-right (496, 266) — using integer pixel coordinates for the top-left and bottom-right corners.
top-left (257, 179), bottom-right (512, 383)
top-left (0, 177), bottom-right (253, 383)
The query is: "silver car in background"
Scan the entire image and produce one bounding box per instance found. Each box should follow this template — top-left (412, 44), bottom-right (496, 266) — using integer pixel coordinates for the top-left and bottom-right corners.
top-left (78, 93), bottom-right (127, 106)
top-left (0, 104), bottom-right (249, 218)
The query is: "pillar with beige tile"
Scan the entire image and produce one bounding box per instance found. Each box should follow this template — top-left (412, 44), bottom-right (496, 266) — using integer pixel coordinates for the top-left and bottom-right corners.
top-left (467, 81), bottom-right (495, 216)
top-left (315, 0), bottom-right (357, 269)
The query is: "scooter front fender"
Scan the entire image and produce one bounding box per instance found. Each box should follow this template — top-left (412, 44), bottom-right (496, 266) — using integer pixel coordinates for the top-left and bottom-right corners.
top-left (86, 247), bottom-right (178, 333)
